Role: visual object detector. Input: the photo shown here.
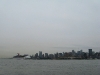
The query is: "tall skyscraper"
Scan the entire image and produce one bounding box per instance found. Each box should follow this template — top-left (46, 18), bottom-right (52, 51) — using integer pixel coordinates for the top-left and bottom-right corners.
top-left (88, 49), bottom-right (92, 57)
top-left (39, 51), bottom-right (42, 58)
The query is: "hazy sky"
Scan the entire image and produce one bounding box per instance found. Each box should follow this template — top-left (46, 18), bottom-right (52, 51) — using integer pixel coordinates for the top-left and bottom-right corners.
top-left (0, 0), bottom-right (100, 58)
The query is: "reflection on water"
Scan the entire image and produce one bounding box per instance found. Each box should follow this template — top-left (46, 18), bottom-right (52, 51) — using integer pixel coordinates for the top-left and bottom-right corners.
top-left (0, 59), bottom-right (100, 75)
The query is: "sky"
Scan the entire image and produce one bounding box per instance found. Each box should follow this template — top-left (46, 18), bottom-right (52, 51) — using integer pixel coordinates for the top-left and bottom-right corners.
top-left (0, 0), bottom-right (100, 58)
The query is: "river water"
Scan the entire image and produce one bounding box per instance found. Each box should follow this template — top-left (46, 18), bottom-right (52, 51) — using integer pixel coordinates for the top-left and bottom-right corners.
top-left (0, 59), bottom-right (100, 75)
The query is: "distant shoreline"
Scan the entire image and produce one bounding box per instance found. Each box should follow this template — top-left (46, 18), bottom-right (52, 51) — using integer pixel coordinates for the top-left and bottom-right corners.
top-left (0, 58), bottom-right (100, 60)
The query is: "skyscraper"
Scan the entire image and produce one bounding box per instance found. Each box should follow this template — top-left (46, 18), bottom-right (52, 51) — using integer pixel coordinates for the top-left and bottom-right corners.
top-left (88, 49), bottom-right (92, 57)
top-left (39, 51), bottom-right (42, 58)
top-left (35, 53), bottom-right (38, 58)
top-left (45, 53), bottom-right (48, 58)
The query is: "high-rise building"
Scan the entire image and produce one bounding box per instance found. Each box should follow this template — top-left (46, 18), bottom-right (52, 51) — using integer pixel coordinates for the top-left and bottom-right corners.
top-left (45, 53), bottom-right (48, 58)
top-left (55, 52), bottom-right (58, 58)
top-left (80, 50), bottom-right (84, 56)
top-left (88, 49), bottom-right (92, 57)
top-left (42, 54), bottom-right (44, 58)
top-left (72, 50), bottom-right (75, 56)
top-left (49, 54), bottom-right (54, 59)
top-left (72, 50), bottom-right (75, 53)
top-left (35, 53), bottom-right (38, 58)
top-left (58, 53), bottom-right (62, 57)
top-left (39, 51), bottom-right (42, 58)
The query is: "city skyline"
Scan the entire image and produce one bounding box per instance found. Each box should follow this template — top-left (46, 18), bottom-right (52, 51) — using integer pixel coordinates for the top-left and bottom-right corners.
top-left (0, 0), bottom-right (100, 58)
top-left (2, 48), bottom-right (100, 58)
top-left (13, 49), bottom-right (100, 59)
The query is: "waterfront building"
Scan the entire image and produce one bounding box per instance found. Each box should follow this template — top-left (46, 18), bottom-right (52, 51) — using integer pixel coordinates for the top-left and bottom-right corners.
top-left (35, 53), bottom-right (38, 58)
top-left (49, 54), bottom-right (54, 59)
top-left (77, 51), bottom-right (80, 54)
top-left (72, 50), bottom-right (76, 57)
top-left (80, 50), bottom-right (83, 54)
top-left (54, 52), bottom-right (58, 59)
top-left (88, 49), bottom-right (92, 57)
top-left (45, 53), bottom-right (48, 58)
top-left (58, 53), bottom-right (62, 57)
top-left (39, 51), bottom-right (42, 58)
top-left (62, 52), bottom-right (65, 56)
top-left (42, 54), bottom-right (44, 58)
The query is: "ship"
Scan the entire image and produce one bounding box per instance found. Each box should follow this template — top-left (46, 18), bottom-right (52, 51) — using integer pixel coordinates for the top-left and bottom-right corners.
top-left (13, 53), bottom-right (31, 59)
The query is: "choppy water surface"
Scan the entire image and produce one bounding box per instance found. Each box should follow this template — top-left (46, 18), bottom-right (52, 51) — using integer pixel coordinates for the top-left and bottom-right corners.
top-left (0, 59), bottom-right (100, 75)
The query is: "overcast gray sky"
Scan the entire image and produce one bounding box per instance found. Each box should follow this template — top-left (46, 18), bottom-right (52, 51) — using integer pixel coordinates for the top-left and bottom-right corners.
top-left (0, 0), bottom-right (100, 58)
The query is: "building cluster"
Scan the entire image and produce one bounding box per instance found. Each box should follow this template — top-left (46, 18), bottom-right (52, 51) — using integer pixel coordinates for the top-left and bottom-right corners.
top-left (13, 49), bottom-right (100, 59)
top-left (33, 49), bottom-right (100, 59)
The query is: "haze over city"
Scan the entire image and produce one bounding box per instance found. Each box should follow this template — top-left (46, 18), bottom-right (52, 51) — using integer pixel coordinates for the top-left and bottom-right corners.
top-left (0, 0), bottom-right (100, 58)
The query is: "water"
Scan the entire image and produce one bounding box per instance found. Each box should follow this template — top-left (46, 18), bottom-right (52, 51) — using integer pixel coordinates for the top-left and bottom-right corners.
top-left (0, 59), bottom-right (100, 75)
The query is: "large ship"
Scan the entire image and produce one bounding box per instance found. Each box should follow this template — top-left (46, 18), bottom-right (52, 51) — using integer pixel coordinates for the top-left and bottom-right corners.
top-left (13, 53), bottom-right (31, 59)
